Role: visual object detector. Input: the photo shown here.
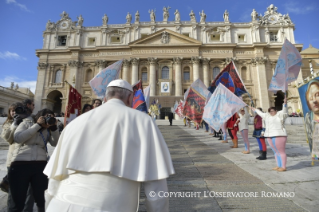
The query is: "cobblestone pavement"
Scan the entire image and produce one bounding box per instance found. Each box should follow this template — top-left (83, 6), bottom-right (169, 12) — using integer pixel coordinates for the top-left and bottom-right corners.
top-left (137, 125), bottom-right (306, 212)
top-left (0, 124), bottom-right (315, 211)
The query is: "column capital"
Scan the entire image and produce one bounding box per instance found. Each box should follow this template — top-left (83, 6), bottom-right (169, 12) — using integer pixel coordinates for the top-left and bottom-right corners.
top-left (123, 59), bottom-right (130, 67)
top-left (250, 58), bottom-right (257, 66)
top-left (130, 57), bottom-right (139, 66)
top-left (148, 57), bottom-right (157, 65)
top-left (225, 57), bottom-right (237, 64)
top-left (202, 58), bottom-right (210, 65)
top-left (255, 57), bottom-right (268, 65)
top-left (94, 60), bottom-right (106, 68)
top-left (38, 62), bottom-right (48, 69)
top-left (68, 60), bottom-right (83, 68)
top-left (173, 57), bottom-right (183, 64)
top-left (191, 56), bottom-right (201, 64)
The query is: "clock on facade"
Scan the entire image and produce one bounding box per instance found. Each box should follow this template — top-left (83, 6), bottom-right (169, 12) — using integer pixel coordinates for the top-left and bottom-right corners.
top-left (268, 15), bottom-right (278, 24)
top-left (60, 21), bottom-right (69, 29)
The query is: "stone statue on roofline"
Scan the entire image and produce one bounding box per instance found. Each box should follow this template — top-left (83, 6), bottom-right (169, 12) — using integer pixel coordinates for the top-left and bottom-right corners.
top-left (77, 15), bottom-right (84, 27)
top-left (174, 9), bottom-right (180, 22)
top-left (163, 6), bottom-right (171, 22)
top-left (199, 10), bottom-right (206, 23)
top-left (189, 10), bottom-right (196, 22)
top-left (223, 10), bottom-right (229, 22)
top-left (149, 9), bottom-right (156, 22)
top-left (126, 12), bottom-right (132, 24)
top-left (102, 14), bottom-right (108, 26)
top-left (135, 11), bottom-right (140, 23)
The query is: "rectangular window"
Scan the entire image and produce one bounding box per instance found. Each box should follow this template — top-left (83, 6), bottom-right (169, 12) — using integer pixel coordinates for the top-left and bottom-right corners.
top-left (270, 32), bottom-right (278, 42)
top-left (88, 38), bottom-right (96, 46)
top-left (210, 34), bottom-right (220, 42)
top-left (238, 34), bottom-right (245, 43)
top-left (111, 36), bottom-right (121, 43)
top-left (57, 36), bottom-right (67, 46)
top-left (183, 72), bottom-right (190, 81)
top-left (182, 33), bottom-right (190, 37)
top-left (142, 72), bottom-right (148, 82)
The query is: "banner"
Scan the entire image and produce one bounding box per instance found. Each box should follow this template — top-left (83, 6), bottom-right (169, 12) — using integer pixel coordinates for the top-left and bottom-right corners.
top-left (89, 60), bottom-right (123, 98)
top-left (132, 80), bottom-right (147, 113)
top-left (175, 100), bottom-right (184, 118)
top-left (208, 61), bottom-right (247, 97)
top-left (64, 84), bottom-right (82, 126)
top-left (161, 82), bottom-right (170, 93)
top-left (183, 87), bottom-right (206, 125)
top-left (143, 85), bottom-right (151, 111)
top-left (203, 83), bottom-right (246, 131)
top-left (298, 77), bottom-right (319, 156)
top-left (269, 39), bottom-right (302, 92)
top-left (191, 79), bottom-right (210, 99)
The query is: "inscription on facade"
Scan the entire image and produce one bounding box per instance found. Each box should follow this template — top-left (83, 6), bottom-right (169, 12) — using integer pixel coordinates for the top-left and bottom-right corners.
top-left (200, 50), bottom-right (233, 53)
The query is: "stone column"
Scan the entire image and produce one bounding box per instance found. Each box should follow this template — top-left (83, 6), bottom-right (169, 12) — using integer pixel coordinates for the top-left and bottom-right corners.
top-left (122, 59), bottom-right (130, 82)
top-left (131, 58), bottom-right (139, 85)
top-left (191, 56), bottom-right (200, 81)
top-left (148, 57), bottom-right (157, 96)
top-left (254, 57), bottom-right (270, 109)
top-left (95, 60), bottom-right (106, 72)
top-left (173, 57), bottom-right (182, 96)
top-left (34, 63), bottom-right (48, 113)
top-left (202, 58), bottom-right (210, 87)
top-left (68, 60), bottom-right (83, 90)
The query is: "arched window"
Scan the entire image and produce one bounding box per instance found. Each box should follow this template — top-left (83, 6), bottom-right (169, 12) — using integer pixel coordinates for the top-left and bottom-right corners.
top-left (161, 66), bottom-right (169, 79)
top-left (241, 66), bottom-right (247, 80)
top-left (213, 67), bottom-right (220, 79)
top-left (86, 69), bottom-right (93, 82)
top-left (55, 70), bottom-right (62, 83)
top-left (141, 67), bottom-right (148, 82)
top-left (183, 66), bottom-right (190, 81)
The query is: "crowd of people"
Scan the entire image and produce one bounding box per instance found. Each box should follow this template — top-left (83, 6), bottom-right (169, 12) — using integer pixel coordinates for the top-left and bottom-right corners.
top-left (0, 78), bottom-right (290, 211)
top-left (183, 97), bottom-right (288, 171)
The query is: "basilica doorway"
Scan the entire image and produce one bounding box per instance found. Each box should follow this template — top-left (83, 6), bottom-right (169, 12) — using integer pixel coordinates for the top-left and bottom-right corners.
top-left (47, 90), bottom-right (63, 114)
top-left (274, 91), bottom-right (285, 111)
top-left (160, 107), bottom-right (171, 119)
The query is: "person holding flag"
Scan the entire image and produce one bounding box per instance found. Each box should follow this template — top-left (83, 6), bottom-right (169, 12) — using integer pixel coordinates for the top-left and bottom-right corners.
top-left (251, 97), bottom-right (288, 172)
top-left (227, 113), bottom-right (240, 148)
top-left (238, 107), bottom-right (250, 154)
top-left (253, 108), bottom-right (267, 160)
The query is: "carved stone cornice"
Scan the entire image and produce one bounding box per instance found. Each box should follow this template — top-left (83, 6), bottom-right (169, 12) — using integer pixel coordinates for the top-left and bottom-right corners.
top-left (68, 60), bottom-right (83, 68)
top-left (202, 58), bottom-right (210, 66)
top-left (38, 62), bottom-right (48, 69)
top-left (225, 57), bottom-right (237, 64)
top-left (191, 56), bottom-right (201, 64)
top-left (256, 57), bottom-right (268, 65)
top-left (123, 59), bottom-right (130, 67)
top-left (148, 57), bottom-right (157, 65)
top-left (173, 57), bottom-right (183, 64)
top-left (94, 60), bottom-right (106, 68)
top-left (131, 58), bottom-right (139, 66)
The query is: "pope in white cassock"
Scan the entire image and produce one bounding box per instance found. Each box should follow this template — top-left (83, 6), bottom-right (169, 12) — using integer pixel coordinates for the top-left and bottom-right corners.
top-left (43, 79), bottom-right (175, 212)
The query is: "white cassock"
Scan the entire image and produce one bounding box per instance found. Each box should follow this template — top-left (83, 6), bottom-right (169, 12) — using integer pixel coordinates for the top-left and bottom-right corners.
top-left (43, 98), bottom-right (175, 212)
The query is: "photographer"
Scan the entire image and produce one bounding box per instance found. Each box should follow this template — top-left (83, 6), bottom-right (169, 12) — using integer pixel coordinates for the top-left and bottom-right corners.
top-left (9, 108), bottom-right (59, 212)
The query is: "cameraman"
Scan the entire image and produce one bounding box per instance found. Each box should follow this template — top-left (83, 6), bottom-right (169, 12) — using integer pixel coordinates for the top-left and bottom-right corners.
top-left (9, 109), bottom-right (59, 212)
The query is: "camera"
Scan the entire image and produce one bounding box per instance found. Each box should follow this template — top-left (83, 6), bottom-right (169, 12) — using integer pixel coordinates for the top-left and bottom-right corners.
top-left (15, 106), bottom-right (27, 115)
top-left (45, 115), bottom-right (56, 125)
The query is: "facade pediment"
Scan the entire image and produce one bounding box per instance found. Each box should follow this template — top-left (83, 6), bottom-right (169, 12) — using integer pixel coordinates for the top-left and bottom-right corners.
top-left (129, 29), bottom-right (201, 47)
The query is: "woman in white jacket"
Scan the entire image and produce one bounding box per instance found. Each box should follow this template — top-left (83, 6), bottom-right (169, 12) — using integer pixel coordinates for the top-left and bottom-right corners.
top-left (238, 107), bottom-right (250, 154)
top-left (251, 97), bottom-right (288, 172)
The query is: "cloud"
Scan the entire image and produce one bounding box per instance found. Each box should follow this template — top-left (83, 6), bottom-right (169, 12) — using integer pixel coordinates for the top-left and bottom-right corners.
top-left (0, 76), bottom-right (36, 94)
top-left (284, 2), bottom-right (317, 14)
top-left (6, 0), bottom-right (31, 12)
top-left (0, 51), bottom-right (27, 60)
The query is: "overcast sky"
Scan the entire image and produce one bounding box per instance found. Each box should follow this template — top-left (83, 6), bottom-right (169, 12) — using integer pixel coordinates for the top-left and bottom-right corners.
top-left (0, 0), bottom-right (318, 93)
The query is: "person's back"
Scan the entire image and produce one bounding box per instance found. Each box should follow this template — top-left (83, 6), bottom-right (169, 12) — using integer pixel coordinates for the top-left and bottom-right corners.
top-left (44, 80), bottom-right (175, 212)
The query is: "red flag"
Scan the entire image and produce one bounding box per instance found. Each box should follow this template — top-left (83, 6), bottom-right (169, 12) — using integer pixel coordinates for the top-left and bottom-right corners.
top-left (175, 100), bottom-right (184, 118)
top-left (64, 84), bottom-right (82, 126)
top-left (183, 87), bottom-right (206, 125)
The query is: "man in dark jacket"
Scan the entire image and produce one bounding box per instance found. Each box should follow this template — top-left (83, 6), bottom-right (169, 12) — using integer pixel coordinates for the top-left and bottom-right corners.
top-left (168, 113), bottom-right (174, 126)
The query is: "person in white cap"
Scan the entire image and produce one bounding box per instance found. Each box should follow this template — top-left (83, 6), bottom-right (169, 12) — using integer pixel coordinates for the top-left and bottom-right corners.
top-left (43, 79), bottom-right (175, 212)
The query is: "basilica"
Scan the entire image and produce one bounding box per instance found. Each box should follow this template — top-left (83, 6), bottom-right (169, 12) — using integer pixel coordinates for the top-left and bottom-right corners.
top-left (34, 4), bottom-right (307, 117)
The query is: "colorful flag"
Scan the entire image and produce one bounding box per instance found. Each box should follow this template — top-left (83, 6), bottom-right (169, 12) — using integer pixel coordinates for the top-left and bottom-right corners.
top-left (203, 83), bottom-right (246, 131)
top-left (89, 60), bottom-right (123, 98)
top-left (132, 80), bottom-right (147, 113)
top-left (208, 61), bottom-right (247, 97)
top-left (183, 87), bottom-right (206, 125)
top-left (191, 79), bottom-right (210, 99)
top-left (175, 100), bottom-right (184, 118)
top-left (183, 87), bottom-right (190, 108)
top-left (172, 101), bottom-right (178, 113)
top-left (64, 84), bottom-right (82, 126)
top-left (269, 39), bottom-right (302, 92)
top-left (143, 85), bottom-right (151, 111)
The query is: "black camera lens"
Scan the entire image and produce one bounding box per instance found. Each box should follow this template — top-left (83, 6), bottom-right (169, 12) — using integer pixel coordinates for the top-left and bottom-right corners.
top-left (45, 116), bottom-right (56, 125)
top-left (15, 106), bottom-right (25, 114)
